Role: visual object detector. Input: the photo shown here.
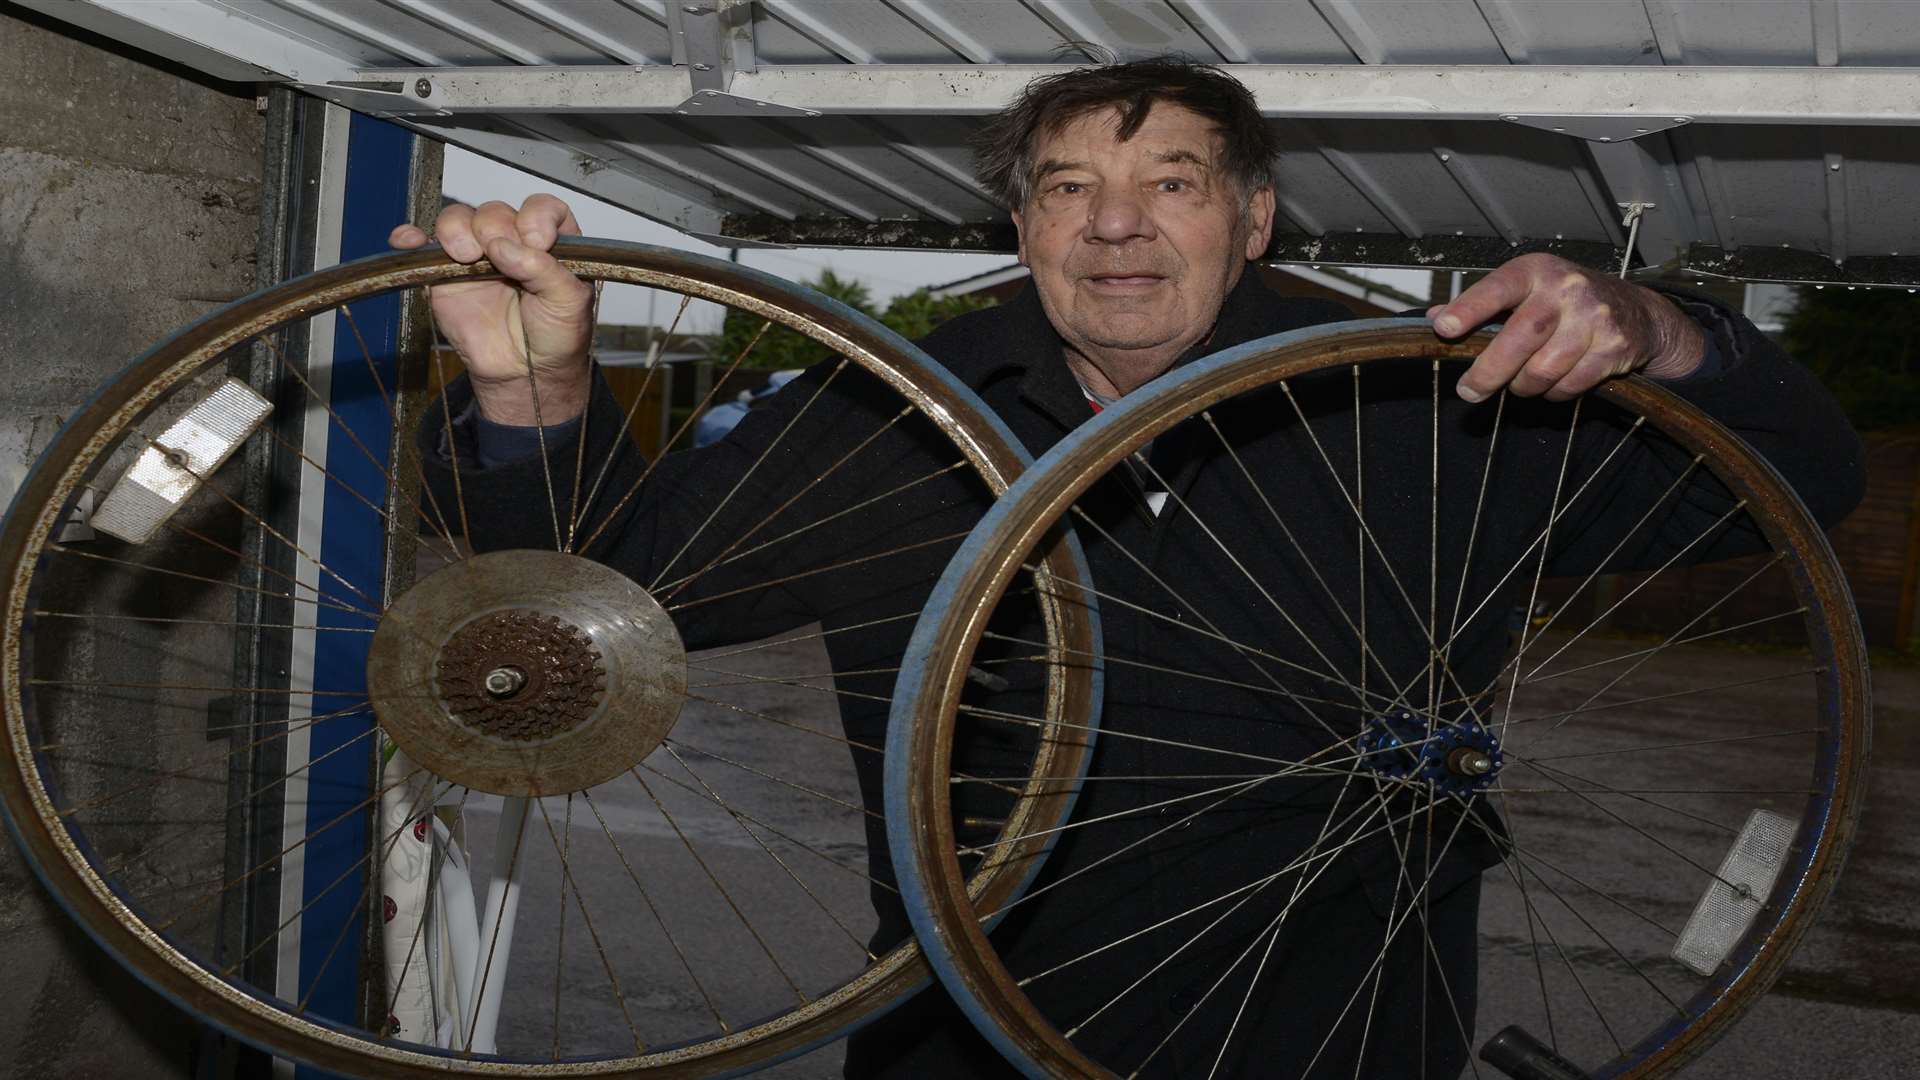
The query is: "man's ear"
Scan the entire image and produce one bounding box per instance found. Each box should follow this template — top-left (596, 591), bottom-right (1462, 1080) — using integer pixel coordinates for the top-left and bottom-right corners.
top-left (1243, 185), bottom-right (1276, 261)
top-left (1011, 208), bottom-right (1029, 267)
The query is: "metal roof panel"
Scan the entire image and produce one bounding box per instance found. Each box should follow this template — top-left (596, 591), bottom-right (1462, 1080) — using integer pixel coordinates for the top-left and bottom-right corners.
top-left (27, 0), bottom-right (1920, 283)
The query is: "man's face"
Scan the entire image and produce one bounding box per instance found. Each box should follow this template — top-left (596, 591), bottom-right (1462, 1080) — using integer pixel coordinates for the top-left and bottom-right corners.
top-left (1012, 102), bottom-right (1275, 394)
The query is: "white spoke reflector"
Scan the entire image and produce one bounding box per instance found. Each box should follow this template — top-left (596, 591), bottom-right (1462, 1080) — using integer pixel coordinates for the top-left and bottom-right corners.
top-left (1671, 808), bottom-right (1796, 976)
top-left (94, 378), bottom-right (272, 543)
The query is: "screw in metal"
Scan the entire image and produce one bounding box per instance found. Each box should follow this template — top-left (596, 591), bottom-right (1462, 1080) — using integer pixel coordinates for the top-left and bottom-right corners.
top-left (414, 78), bottom-right (432, 98)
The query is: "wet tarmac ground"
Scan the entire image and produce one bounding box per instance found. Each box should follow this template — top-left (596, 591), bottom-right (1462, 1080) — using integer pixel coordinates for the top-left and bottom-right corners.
top-left (446, 631), bottom-right (1919, 1079)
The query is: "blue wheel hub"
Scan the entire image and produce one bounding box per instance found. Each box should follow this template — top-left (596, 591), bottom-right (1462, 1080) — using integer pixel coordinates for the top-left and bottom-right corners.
top-left (1358, 708), bottom-right (1503, 795)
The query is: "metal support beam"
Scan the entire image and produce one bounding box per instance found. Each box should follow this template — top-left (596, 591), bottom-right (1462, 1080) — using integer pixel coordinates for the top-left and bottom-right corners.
top-left (323, 64), bottom-right (1920, 125)
top-left (1579, 139), bottom-right (1701, 269)
top-left (667, 0), bottom-right (755, 93)
top-left (405, 119), bottom-right (729, 235)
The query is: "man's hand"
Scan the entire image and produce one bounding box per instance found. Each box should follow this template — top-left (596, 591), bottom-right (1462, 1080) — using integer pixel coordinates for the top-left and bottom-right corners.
top-left (389, 195), bottom-right (595, 426)
top-left (1428, 253), bottom-right (1708, 404)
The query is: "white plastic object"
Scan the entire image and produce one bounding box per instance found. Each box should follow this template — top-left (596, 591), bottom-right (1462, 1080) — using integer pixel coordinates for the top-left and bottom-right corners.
top-left (92, 378), bottom-right (271, 543)
top-left (1671, 808), bottom-right (1797, 976)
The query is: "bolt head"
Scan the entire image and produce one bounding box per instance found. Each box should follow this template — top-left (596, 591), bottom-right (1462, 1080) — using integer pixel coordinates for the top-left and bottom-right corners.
top-left (484, 666), bottom-right (527, 697)
top-left (414, 78), bottom-right (432, 98)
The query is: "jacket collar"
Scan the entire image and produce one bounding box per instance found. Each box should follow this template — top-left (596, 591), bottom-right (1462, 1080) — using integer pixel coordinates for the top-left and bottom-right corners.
top-left (1009, 268), bottom-right (1277, 433)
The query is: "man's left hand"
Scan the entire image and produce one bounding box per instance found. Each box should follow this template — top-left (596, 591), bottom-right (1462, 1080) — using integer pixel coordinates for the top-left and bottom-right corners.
top-left (1428, 253), bottom-right (1707, 403)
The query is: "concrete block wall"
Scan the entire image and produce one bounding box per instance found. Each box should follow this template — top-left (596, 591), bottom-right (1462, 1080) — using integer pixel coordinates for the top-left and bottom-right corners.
top-left (0, 4), bottom-right (263, 1075)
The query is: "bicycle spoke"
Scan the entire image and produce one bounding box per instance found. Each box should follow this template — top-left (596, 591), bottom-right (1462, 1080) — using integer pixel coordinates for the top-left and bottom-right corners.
top-left (982, 630), bottom-right (1375, 715)
top-left (93, 719), bottom-right (381, 877)
top-left (1442, 389), bottom-right (1507, 682)
top-left (684, 692), bottom-right (884, 757)
top-left (1494, 398), bottom-right (1585, 745)
top-left (31, 610), bottom-right (375, 635)
top-left (564, 279), bottom-right (608, 552)
top-left (337, 302), bottom-right (463, 559)
top-left (213, 769), bottom-right (440, 974)
top-left (48, 546), bottom-right (378, 623)
top-left (664, 736), bottom-right (881, 821)
top-left (1033, 562), bottom-right (1396, 718)
top-left (462, 796), bottom-right (531, 1055)
top-left (1502, 831), bottom-right (1688, 1017)
top-left (664, 530), bottom-right (968, 614)
top-left (577, 787), bottom-right (730, 1035)
top-left (688, 612), bottom-right (920, 663)
top-left (663, 744), bottom-right (876, 960)
top-left (638, 763), bottom-right (899, 896)
top-left (1062, 505), bottom-right (1345, 736)
top-left (1523, 608), bottom-right (1809, 685)
top-left (1130, 452), bottom-right (1364, 714)
top-left (1297, 798), bottom-right (1475, 1077)
top-left (296, 773), bottom-right (441, 1014)
top-left (1436, 415), bottom-right (1648, 664)
top-left (631, 768), bottom-right (809, 1005)
top-left (1505, 755), bottom-right (1746, 835)
top-left (262, 423), bottom-right (461, 567)
top-left (1507, 668), bottom-right (1822, 732)
top-left (655, 405), bottom-right (922, 604)
top-left (1525, 727), bottom-right (1821, 763)
top-left (1044, 781), bottom-right (1395, 1021)
top-left (1506, 455), bottom-right (1711, 677)
top-left (515, 324), bottom-right (565, 554)
top-left (529, 793), bottom-right (646, 1054)
top-left (570, 295), bottom-right (696, 543)
top-left (576, 320), bottom-right (775, 558)
top-left (52, 701), bottom-right (374, 819)
top-left (167, 767), bottom-right (430, 939)
top-left (123, 427), bottom-right (386, 617)
top-left (428, 329), bottom-right (473, 543)
top-left (553, 792), bottom-right (573, 1058)
top-left (1483, 819), bottom-right (1625, 1055)
top-left (1275, 379), bottom-right (1486, 718)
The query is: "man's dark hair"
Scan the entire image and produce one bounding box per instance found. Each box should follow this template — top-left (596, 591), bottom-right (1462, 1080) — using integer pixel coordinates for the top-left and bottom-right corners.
top-left (971, 56), bottom-right (1277, 210)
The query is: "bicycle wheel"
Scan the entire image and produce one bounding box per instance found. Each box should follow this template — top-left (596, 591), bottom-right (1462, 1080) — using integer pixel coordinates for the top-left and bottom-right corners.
top-left (887, 320), bottom-right (1868, 1079)
top-left (0, 239), bottom-right (1097, 1076)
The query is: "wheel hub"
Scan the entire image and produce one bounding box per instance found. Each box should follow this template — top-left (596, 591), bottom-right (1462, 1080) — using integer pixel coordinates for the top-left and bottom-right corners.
top-left (367, 549), bottom-right (686, 796)
top-left (436, 610), bottom-right (607, 741)
top-left (1357, 707), bottom-right (1503, 796)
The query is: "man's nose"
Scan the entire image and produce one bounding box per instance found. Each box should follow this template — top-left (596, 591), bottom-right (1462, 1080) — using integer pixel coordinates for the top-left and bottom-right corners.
top-left (1086, 187), bottom-right (1155, 244)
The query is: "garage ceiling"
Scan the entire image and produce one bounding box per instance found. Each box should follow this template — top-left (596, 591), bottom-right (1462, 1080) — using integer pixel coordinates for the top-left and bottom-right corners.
top-left (25, 0), bottom-right (1920, 284)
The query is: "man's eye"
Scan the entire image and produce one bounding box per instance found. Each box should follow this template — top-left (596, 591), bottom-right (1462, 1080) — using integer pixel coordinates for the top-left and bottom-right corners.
top-left (1158, 179), bottom-right (1188, 193)
top-left (1057, 182), bottom-right (1084, 195)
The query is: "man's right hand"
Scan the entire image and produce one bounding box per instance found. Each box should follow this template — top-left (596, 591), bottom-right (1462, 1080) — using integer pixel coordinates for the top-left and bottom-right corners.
top-left (389, 195), bottom-right (595, 426)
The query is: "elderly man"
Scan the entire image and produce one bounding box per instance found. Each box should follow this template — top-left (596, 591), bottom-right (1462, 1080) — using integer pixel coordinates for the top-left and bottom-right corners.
top-left (394, 58), bottom-right (1858, 1078)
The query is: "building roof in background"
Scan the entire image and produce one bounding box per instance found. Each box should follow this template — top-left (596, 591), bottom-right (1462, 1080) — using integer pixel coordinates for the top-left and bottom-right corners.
top-left (31, 0), bottom-right (1920, 286)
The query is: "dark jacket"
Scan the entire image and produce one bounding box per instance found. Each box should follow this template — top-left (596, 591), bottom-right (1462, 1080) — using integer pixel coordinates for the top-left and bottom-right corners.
top-left (423, 272), bottom-right (1863, 1077)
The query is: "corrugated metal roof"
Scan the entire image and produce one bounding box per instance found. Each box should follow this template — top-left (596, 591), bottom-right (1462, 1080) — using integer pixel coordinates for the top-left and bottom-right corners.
top-left (27, 0), bottom-right (1920, 284)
